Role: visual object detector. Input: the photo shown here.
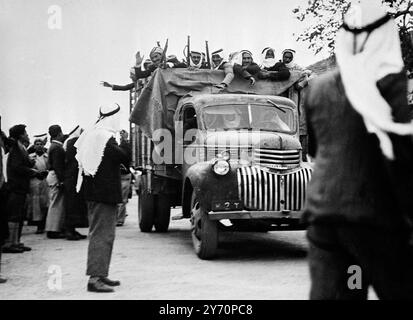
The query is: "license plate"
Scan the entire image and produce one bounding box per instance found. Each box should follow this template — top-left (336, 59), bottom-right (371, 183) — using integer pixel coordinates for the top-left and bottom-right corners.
top-left (212, 200), bottom-right (243, 211)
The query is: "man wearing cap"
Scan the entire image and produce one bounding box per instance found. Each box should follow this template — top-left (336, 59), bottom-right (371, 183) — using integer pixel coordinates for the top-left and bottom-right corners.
top-left (27, 138), bottom-right (49, 234)
top-left (45, 125), bottom-right (66, 239)
top-left (76, 104), bottom-right (131, 293)
top-left (27, 133), bottom-right (47, 154)
top-left (63, 125), bottom-right (88, 240)
top-left (303, 0), bottom-right (413, 299)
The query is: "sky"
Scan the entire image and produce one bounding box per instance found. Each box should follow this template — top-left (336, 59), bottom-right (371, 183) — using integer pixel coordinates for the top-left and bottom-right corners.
top-left (0, 0), bottom-right (327, 139)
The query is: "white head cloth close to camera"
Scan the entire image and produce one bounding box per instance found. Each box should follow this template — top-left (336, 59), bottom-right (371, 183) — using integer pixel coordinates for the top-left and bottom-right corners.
top-left (335, 0), bottom-right (413, 159)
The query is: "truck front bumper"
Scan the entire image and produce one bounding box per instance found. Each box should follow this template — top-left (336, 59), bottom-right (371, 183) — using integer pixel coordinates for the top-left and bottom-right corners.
top-left (207, 210), bottom-right (303, 220)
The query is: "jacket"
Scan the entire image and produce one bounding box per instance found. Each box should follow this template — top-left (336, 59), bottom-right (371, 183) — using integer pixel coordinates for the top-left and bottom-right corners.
top-left (82, 137), bottom-right (131, 204)
top-left (6, 140), bottom-right (35, 194)
top-left (303, 69), bottom-right (413, 230)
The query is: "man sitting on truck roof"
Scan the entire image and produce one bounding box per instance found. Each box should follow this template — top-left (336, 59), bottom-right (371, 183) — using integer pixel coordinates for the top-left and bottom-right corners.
top-left (231, 50), bottom-right (261, 85)
top-left (211, 49), bottom-right (234, 91)
top-left (258, 47), bottom-right (290, 82)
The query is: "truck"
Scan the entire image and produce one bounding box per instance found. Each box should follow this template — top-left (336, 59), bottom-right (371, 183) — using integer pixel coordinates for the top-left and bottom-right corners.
top-left (129, 68), bottom-right (312, 259)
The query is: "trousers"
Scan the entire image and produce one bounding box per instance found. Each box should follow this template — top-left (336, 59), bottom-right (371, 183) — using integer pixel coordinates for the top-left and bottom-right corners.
top-left (45, 184), bottom-right (65, 232)
top-left (86, 201), bottom-right (117, 277)
top-left (117, 173), bottom-right (131, 224)
top-left (307, 223), bottom-right (413, 300)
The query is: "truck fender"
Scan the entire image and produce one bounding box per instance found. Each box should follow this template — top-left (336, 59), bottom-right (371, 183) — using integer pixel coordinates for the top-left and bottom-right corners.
top-left (181, 162), bottom-right (211, 218)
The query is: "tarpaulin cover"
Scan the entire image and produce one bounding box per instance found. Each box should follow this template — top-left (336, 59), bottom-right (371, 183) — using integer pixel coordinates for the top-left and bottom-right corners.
top-left (129, 68), bottom-right (302, 139)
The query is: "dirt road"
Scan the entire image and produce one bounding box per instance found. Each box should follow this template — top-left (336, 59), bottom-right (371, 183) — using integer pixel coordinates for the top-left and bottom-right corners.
top-left (0, 195), bottom-right (377, 300)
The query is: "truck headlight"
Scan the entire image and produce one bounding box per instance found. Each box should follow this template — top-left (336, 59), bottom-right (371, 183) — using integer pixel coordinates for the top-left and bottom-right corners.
top-left (213, 159), bottom-right (230, 176)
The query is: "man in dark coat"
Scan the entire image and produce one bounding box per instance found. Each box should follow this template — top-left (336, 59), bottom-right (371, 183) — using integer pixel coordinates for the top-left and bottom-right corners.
top-left (45, 125), bottom-right (66, 239)
top-left (76, 104), bottom-right (131, 293)
top-left (3, 125), bottom-right (40, 253)
top-left (63, 126), bottom-right (88, 240)
top-left (116, 130), bottom-right (132, 226)
top-left (303, 1), bottom-right (413, 300)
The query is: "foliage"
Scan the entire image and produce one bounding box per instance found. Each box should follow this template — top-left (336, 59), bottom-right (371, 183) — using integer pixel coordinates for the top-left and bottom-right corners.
top-left (293, 0), bottom-right (413, 70)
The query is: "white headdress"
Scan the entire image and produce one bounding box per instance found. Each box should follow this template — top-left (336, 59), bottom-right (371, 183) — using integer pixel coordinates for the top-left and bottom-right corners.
top-left (261, 47), bottom-right (277, 69)
top-left (190, 49), bottom-right (204, 68)
top-left (75, 104), bottom-right (121, 191)
top-left (336, 0), bottom-right (413, 159)
top-left (211, 49), bottom-right (225, 70)
top-left (63, 125), bottom-right (82, 150)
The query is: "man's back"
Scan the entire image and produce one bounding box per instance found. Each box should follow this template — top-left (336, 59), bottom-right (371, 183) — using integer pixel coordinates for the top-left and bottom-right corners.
top-left (304, 69), bottom-right (411, 230)
top-left (48, 141), bottom-right (65, 182)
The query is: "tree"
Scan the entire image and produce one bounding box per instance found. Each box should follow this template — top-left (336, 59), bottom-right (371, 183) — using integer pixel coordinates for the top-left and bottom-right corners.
top-left (293, 0), bottom-right (413, 70)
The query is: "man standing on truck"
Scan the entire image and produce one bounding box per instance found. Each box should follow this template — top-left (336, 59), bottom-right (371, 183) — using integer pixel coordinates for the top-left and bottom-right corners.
top-left (303, 0), bottom-right (413, 299)
top-left (45, 125), bottom-right (66, 239)
top-left (116, 129), bottom-right (132, 227)
top-left (75, 104), bottom-right (131, 293)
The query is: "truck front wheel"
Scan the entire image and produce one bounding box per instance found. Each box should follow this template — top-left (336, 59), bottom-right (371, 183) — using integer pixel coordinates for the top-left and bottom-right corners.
top-left (190, 191), bottom-right (218, 259)
top-left (138, 192), bottom-right (155, 232)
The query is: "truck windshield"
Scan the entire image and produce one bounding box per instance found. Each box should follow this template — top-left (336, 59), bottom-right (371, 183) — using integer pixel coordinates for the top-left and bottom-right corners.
top-left (202, 104), bottom-right (295, 133)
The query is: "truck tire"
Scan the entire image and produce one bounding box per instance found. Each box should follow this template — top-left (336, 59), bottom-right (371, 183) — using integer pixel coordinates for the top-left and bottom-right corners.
top-left (138, 192), bottom-right (155, 232)
top-left (154, 194), bottom-right (171, 232)
top-left (190, 191), bottom-right (218, 260)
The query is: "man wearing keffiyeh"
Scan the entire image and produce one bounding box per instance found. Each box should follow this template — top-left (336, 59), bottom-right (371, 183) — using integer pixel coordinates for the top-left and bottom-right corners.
top-left (75, 104), bottom-right (131, 293)
top-left (303, 0), bottom-right (413, 299)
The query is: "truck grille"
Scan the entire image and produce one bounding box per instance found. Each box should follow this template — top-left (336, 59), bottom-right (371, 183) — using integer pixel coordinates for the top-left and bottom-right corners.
top-left (253, 149), bottom-right (300, 170)
top-left (237, 166), bottom-right (312, 211)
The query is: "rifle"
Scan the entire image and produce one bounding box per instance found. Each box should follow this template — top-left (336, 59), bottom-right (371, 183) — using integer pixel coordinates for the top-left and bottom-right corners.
top-left (161, 38), bottom-right (169, 66)
top-left (205, 40), bottom-right (211, 69)
top-left (187, 35), bottom-right (191, 66)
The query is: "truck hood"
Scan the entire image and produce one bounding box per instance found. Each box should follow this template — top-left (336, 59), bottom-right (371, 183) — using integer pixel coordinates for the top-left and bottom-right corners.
top-left (201, 130), bottom-right (301, 150)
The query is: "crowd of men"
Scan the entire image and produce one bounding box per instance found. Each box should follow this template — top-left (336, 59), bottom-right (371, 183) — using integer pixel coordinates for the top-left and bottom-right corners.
top-left (0, 121), bottom-right (132, 288)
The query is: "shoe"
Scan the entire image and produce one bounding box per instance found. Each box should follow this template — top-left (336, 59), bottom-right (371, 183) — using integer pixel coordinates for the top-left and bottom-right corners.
top-left (65, 232), bottom-right (82, 241)
top-left (100, 277), bottom-right (120, 287)
top-left (47, 231), bottom-right (66, 239)
top-left (17, 244), bottom-right (32, 251)
top-left (116, 222), bottom-right (124, 227)
top-left (87, 279), bottom-right (114, 293)
top-left (2, 246), bottom-right (24, 253)
top-left (0, 277), bottom-right (7, 284)
top-left (74, 231), bottom-right (87, 239)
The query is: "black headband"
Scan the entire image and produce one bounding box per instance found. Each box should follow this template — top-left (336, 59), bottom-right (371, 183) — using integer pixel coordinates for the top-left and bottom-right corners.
top-left (342, 14), bottom-right (391, 34)
top-left (99, 104), bottom-right (120, 118)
